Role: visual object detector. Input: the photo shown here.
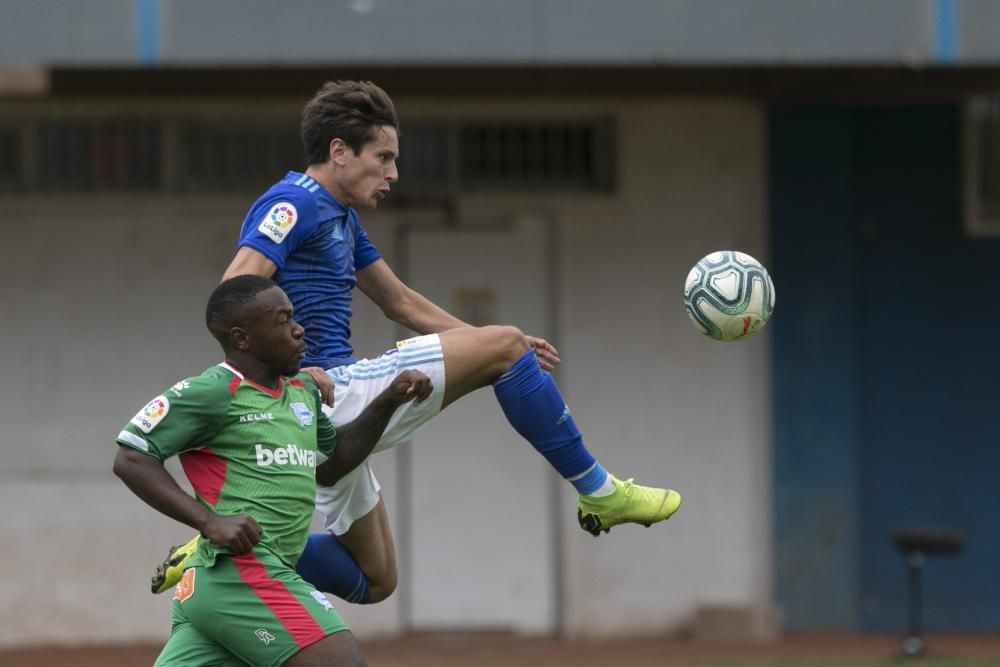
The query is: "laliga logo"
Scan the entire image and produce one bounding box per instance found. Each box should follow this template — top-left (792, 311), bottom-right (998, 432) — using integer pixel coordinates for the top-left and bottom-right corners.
top-left (144, 398), bottom-right (167, 419)
top-left (258, 202), bottom-right (298, 244)
top-left (131, 395), bottom-right (170, 433)
top-left (270, 205), bottom-right (296, 228)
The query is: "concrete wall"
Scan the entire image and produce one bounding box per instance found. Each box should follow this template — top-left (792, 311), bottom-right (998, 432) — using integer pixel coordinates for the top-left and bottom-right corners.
top-left (0, 97), bottom-right (769, 646)
top-left (0, 0), bottom-right (978, 66)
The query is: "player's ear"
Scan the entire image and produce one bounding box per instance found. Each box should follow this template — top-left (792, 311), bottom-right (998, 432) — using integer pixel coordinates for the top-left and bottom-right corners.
top-left (230, 326), bottom-right (251, 351)
top-left (329, 138), bottom-right (350, 166)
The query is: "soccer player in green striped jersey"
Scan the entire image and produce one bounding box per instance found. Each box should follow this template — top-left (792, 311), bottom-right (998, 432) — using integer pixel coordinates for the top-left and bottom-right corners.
top-left (114, 275), bottom-right (431, 667)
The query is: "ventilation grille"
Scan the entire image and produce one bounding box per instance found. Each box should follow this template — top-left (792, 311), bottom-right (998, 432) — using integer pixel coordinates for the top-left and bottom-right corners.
top-left (0, 127), bottom-right (20, 190)
top-left (967, 97), bottom-right (1000, 234)
top-left (459, 122), bottom-right (614, 191)
top-left (179, 124), bottom-right (302, 192)
top-left (37, 119), bottom-right (161, 191)
top-left (0, 113), bottom-right (616, 195)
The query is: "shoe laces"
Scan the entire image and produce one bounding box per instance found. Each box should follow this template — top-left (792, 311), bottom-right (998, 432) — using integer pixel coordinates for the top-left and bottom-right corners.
top-left (621, 479), bottom-right (661, 504)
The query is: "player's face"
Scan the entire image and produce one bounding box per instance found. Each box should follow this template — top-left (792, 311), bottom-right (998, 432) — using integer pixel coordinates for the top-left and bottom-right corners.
top-left (248, 287), bottom-right (307, 376)
top-left (340, 125), bottom-right (399, 209)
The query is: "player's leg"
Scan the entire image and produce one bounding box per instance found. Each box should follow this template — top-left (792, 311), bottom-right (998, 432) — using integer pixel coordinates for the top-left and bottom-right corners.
top-left (153, 584), bottom-right (250, 667)
top-left (297, 344), bottom-right (447, 602)
top-left (438, 325), bottom-right (682, 534)
top-left (329, 497), bottom-right (397, 602)
top-left (182, 552), bottom-right (358, 667)
top-left (296, 495), bottom-right (397, 604)
top-left (153, 622), bottom-right (247, 667)
top-left (281, 631), bottom-right (366, 667)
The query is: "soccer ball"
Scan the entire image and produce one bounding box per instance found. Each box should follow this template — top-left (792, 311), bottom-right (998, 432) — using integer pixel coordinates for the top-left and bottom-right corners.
top-left (683, 250), bottom-right (775, 341)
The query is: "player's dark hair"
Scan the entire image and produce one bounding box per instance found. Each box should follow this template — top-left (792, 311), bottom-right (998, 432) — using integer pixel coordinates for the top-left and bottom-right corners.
top-left (206, 275), bottom-right (278, 348)
top-left (301, 80), bottom-right (399, 165)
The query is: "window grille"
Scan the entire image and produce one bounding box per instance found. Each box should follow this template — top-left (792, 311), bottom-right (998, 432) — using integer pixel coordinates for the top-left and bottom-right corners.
top-left (0, 109), bottom-right (616, 195)
top-left (37, 119), bottom-right (160, 191)
top-left (0, 127), bottom-right (21, 191)
top-left (965, 96), bottom-right (1000, 236)
top-left (178, 124), bottom-right (302, 192)
top-left (458, 121), bottom-right (614, 191)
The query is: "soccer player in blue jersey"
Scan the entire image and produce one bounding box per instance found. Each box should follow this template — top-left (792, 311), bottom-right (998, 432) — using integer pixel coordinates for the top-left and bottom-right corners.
top-left (153, 80), bottom-right (681, 605)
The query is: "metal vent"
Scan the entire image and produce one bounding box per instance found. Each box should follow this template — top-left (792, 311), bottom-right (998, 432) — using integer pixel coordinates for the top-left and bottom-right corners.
top-left (178, 124), bottom-right (302, 192)
top-left (0, 127), bottom-right (21, 191)
top-left (458, 121), bottom-right (614, 191)
top-left (37, 119), bottom-right (161, 191)
top-left (965, 97), bottom-right (1000, 236)
top-left (0, 109), bottom-right (617, 195)
top-left (394, 123), bottom-right (450, 196)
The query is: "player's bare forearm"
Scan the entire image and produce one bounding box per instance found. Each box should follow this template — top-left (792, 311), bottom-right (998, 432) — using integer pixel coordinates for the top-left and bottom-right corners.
top-left (113, 447), bottom-right (263, 553)
top-left (393, 286), bottom-right (469, 334)
top-left (316, 370), bottom-right (432, 486)
top-left (113, 447), bottom-right (214, 533)
top-left (357, 259), bottom-right (469, 334)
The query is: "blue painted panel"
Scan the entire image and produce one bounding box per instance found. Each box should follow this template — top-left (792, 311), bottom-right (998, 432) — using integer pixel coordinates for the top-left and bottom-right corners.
top-left (772, 104), bottom-right (1000, 632)
top-left (854, 106), bottom-right (1000, 632)
top-left (769, 108), bottom-right (863, 629)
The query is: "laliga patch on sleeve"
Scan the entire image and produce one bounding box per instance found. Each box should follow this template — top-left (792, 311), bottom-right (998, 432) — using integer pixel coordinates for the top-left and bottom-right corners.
top-left (131, 395), bottom-right (170, 433)
top-left (257, 202), bottom-right (299, 244)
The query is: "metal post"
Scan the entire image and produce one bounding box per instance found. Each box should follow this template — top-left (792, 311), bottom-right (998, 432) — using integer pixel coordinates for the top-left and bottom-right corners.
top-left (901, 550), bottom-right (925, 657)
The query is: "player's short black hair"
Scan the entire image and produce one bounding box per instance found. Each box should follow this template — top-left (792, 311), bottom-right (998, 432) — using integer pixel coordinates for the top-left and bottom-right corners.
top-left (301, 80), bottom-right (399, 164)
top-left (206, 275), bottom-right (278, 346)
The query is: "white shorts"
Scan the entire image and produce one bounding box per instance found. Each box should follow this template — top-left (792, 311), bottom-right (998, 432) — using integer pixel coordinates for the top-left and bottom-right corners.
top-left (314, 334), bottom-right (446, 535)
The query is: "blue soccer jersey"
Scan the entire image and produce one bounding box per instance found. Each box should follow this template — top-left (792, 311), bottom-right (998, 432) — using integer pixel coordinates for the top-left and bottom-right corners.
top-left (237, 171), bottom-right (381, 368)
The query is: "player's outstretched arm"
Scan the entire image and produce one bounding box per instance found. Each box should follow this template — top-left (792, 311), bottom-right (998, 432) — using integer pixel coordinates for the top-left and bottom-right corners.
top-left (221, 246), bottom-right (278, 282)
top-left (357, 259), bottom-right (468, 334)
top-left (113, 447), bottom-right (262, 554)
top-left (316, 369), bottom-right (432, 486)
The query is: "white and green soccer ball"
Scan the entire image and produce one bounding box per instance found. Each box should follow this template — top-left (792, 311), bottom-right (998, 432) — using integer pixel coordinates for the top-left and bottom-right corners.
top-left (683, 250), bottom-right (775, 341)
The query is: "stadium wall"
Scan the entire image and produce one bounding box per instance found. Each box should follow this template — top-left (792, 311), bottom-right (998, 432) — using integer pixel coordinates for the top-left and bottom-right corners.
top-left (0, 97), bottom-right (769, 646)
top-left (771, 104), bottom-right (1000, 632)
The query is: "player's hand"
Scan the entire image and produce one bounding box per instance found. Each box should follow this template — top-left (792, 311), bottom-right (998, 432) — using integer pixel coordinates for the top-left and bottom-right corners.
top-left (301, 366), bottom-right (335, 407)
top-left (201, 514), bottom-right (262, 554)
top-left (527, 336), bottom-right (560, 371)
top-left (386, 369), bottom-right (433, 406)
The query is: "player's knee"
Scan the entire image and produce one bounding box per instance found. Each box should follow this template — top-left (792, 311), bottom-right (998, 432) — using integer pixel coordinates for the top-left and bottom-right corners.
top-left (361, 556), bottom-right (398, 603)
top-left (485, 325), bottom-right (529, 366)
top-left (367, 574), bottom-right (397, 603)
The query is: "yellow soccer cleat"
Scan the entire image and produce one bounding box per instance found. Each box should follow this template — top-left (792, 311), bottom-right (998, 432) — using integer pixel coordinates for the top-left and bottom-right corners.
top-left (577, 475), bottom-right (681, 536)
top-left (150, 534), bottom-right (200, 594)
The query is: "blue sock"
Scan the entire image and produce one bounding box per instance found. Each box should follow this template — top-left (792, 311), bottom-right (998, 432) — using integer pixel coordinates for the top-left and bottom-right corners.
top-left (493, 350), bottom-right (608, 494)
top-left (295, 532), bottom-right (371, 604)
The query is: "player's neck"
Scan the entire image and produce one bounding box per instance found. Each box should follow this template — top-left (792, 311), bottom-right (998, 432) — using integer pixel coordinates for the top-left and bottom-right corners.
top-left (304, 165), bottom-right (351, 207)
top-left (226, 356), bottom-right (283, 392)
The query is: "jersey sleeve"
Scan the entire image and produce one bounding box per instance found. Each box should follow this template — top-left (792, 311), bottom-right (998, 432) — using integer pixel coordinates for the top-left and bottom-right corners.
top-left (351, 212), bottom-right (381, 271)
top-left (315, 409), bottom-right (338, 457)
top-left (116, 372), bottom-right (232, 460)
top-left (237, 190), bottom-right (319, 270)
top-left (295, 373), bottom-right (339, 457)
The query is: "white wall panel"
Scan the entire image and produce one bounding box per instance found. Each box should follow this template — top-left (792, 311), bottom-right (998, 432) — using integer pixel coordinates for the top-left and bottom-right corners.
top-left (0, 98), bottom-right (768, 646)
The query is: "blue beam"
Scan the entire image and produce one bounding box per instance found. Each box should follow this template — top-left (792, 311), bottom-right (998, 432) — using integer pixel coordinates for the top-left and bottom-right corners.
top-left (935, 0), bottom-right (957, 64)
top-left (136, 0), bottom-right (160, 66)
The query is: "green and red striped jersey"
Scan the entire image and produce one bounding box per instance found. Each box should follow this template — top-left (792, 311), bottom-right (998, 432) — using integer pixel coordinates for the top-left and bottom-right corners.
top-left (117, 361), bottom-right (337, 569)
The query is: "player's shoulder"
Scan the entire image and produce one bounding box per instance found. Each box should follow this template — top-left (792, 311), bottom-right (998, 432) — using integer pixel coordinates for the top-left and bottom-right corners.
top-left (252, 172), bottom-right (329, 218)
top-left (125, 365), bottom-right (235, 436)
top-left (289, 372), bottom-right (322, 396)
top-left (166, 365), bottom-right (240, 402)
